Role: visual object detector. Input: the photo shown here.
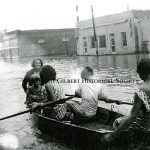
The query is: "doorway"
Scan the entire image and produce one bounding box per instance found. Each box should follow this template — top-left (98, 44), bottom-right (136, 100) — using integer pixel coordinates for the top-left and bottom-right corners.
top-left (109, 33), bottom-right (116, 53)
top-left (83, 37), bottom-right (88, 54)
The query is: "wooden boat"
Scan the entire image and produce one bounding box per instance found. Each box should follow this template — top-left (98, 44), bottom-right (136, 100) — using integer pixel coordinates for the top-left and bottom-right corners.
top-left (32, 104), bottom-right (124, 150)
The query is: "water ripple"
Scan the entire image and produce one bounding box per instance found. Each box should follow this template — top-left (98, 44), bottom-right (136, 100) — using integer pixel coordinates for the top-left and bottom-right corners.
top-left (0, 54), bottom-right (148, 149)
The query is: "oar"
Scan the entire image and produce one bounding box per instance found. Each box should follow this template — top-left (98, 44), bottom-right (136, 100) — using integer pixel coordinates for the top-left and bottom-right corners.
top-left (65, 94), bottom-right (133, 105)
top-left (40, 96), bottom-right (75, 108)
top-left (0, 96), bottom-right (75, 121)
top-left (100, 98), bottom-right (133, 105)
top-left (0, 110), bottom-right (31, 121)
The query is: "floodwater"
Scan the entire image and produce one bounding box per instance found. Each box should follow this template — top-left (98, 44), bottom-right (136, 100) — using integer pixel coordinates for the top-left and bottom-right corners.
top-left (0, 54), bottom-right (148, 150)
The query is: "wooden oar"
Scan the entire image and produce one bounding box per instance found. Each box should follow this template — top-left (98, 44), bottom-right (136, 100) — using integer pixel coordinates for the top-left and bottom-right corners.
top-left (65, 94), bottom-right (133, 105)
top-left (0, 96), bottom-right (75, 121)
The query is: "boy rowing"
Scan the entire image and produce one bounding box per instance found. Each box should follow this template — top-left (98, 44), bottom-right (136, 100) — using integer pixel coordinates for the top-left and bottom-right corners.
top-left (67, 66), bottom-right (121, 118)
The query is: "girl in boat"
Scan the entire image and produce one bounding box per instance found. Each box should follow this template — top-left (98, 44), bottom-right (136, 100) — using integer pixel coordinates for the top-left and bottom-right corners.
top-left (25, 74), bottom-right (48, 107)
top-left (22, 58), bottom-right (43, 93)
top-left (31, 65), bottom-right (67, 120)
top-left (66, 66), bottom-right (119, 118)
top-left (103, 58), bottom-right (150, 148)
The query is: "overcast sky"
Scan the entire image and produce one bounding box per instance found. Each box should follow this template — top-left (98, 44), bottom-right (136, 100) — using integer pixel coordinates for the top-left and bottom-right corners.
top-left (0, 0), bottom-right (150, 31)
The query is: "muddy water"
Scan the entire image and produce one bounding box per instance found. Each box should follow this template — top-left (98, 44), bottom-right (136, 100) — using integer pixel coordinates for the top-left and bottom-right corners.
top-left (0, 54), bottom-right (147, 149)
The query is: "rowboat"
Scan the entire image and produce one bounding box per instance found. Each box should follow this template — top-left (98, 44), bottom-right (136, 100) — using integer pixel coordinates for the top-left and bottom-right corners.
top-left (0, 96), bottom-right (149, 149)
top-left (31, 100), bottom-right (150, 150)
top-left (32, 103), bottom-right (124, 150)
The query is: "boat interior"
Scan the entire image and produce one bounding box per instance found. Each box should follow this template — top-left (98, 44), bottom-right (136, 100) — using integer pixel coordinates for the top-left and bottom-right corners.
top-left (70, 106), bottom-right (123, 132)
top-left (36, 106), bottom-right (123, 133)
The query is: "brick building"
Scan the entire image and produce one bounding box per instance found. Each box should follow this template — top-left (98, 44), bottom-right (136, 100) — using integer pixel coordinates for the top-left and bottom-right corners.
top-left (1, 28), bottom-right (76, 58)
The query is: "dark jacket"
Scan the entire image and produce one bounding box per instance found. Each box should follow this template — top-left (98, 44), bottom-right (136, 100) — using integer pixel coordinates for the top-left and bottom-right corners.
top-left (22, 69), bottom-right (35, 93)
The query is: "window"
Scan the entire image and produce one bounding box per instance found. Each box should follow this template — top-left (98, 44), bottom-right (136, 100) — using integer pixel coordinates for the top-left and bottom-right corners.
top-left (121, 32), bottom-right (127, 47)
top-left (38, 39), bottom-right (45, 44)
top-left (99, 35), bottom-right (106, 48)
top-left (84, 41), bottom-right (87, 53)
top-left (83, 37), bottom-right (87, 53)
top-left (3, 40), bottom-right (9, 46)
top-left (91, 36), bottom-right (95, 48)
top-left (110, 33), bottom-right (114, 37)
top-left (9, 38), bottom-right (17, 46)
top-left (62, 36), bottom-right (69, 42)
top-left (11, 48), bottom-right (19, 57)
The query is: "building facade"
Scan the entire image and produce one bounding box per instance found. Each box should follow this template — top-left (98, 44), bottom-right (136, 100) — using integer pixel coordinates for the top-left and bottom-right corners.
top-left (1, 28), bottom-right (76, 58)
top-left (76, 10), bottom-right (150, 56)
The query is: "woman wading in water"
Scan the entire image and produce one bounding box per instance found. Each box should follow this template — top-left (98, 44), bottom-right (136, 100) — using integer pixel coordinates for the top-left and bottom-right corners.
top-left (22, 58), bottom-right (43, 93)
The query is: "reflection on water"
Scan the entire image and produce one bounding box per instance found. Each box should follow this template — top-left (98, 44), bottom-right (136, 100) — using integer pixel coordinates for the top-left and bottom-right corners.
top-left (0, 54), bottom-right (149, 149)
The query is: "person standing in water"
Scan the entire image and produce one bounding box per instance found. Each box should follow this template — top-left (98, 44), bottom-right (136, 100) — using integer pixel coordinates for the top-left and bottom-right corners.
top-left (22, 58), bottom-right (43, 93)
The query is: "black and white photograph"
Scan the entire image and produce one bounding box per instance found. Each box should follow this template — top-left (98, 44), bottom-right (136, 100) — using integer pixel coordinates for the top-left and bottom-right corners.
top-left (0, 0), bottom-right (150, 149)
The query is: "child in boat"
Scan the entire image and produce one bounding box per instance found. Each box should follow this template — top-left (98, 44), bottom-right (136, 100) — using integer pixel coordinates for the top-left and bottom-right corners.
top-left (66, 66), bottom-right (118, 118)
top-left (31, 65), bottom-right (67, 120)
top-left (103, 58), bottom-right (150, 149)
top-left (25, 74), bottom-right (48, 107)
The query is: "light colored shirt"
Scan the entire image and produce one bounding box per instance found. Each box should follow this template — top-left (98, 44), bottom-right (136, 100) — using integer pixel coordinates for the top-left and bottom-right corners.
top-left (68, 82), bottom-right (106, 117)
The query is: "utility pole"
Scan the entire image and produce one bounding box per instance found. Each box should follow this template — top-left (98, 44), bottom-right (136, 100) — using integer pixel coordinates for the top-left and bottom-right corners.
top-left (63, 33), bottom-right (69, 55)
top-left (75, 4), bottom-right (79, 55)
top-left (76, 5), bottom-right (79, 36)
top-left (65, 35), bottom-right (68, 55)
top-left (91, 5), bottom-right (98, 56)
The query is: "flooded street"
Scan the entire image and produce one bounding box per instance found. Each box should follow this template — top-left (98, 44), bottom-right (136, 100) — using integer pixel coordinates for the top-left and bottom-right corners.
top-left (0, 54), bottom-right (148, 150)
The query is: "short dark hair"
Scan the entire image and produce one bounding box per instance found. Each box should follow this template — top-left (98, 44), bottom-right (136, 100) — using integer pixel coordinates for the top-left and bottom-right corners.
top-left (40, 65), bottom-right (56, 84)
top-left (85, 66), bottom-right (94, 75)
top-left (137, 57), bottom-right (150, 81)
top-left (31, 58), bottom-right (43, 68)
top-left (30, 74), bottom-right (41, 84)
